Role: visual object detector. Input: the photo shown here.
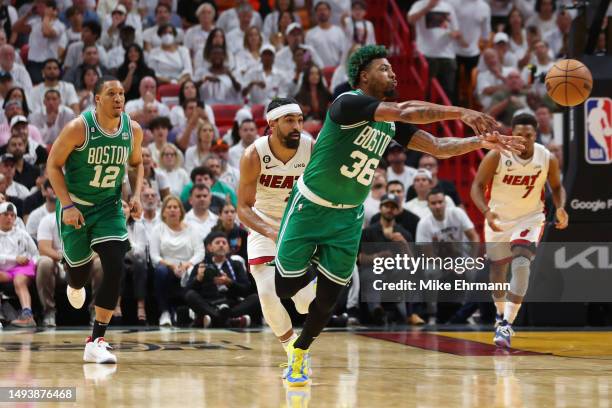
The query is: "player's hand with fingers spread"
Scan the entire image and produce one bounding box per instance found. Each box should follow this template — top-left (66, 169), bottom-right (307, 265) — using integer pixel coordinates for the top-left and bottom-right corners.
top-left (460, 108), bottom-right (498, 135)
top-left (555, 207), bottom-right (569, 229)
top-left (63, 205), bottom-right (85, 229)
top-left (129, 196), bottom-right (143, 219)
top-left (480, 131), bottom-right (525, 154)
top-left (485, 209), bottom-right (503, 232)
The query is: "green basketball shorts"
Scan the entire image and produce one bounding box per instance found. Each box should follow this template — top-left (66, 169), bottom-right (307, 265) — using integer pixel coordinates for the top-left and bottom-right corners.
top-left (275, 187), bottom-right (364, 286)
top-left (56, 198), bottom-right (128, 267)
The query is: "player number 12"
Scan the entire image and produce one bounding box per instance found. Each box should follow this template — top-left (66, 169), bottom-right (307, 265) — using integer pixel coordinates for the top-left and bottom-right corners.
top-left (89, 165), bottom-right (121, 188)
top-left (340, 150), bottom-right (378, 186)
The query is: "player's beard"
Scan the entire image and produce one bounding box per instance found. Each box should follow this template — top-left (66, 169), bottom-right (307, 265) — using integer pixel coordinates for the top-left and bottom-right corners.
top-left (280, 130), bottom-right (301, 149)
top-left (383, 85), bottom-right (397, 99)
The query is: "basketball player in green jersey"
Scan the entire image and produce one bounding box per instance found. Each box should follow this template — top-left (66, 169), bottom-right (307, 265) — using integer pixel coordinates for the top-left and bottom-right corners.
top-left (277, 45), bottom-right (525, 385)
top-left (47, 76), bottom-right (144, 364)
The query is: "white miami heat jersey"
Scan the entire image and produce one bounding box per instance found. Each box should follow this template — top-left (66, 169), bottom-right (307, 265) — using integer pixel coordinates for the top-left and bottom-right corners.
top-left (487, 143), bottom-right (551, 222)
top-left (253, 134), bottom-right (313, 225)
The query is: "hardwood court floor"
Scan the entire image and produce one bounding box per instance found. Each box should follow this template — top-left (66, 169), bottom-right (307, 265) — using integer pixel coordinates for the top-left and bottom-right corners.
top-left (0, 327), bottom-right (611, 407)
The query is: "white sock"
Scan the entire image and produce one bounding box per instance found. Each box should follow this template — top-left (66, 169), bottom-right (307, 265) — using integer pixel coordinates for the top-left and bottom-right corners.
top-left (503, 302), bottom-right (521, 324)
top-left (492, 295), bottom-right (505, 317)
top-left (281, 332), bottom-right (298, 352)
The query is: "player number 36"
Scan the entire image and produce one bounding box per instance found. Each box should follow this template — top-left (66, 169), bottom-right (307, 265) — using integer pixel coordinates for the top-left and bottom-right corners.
top-left (340, 150), bottom-right (379, 186)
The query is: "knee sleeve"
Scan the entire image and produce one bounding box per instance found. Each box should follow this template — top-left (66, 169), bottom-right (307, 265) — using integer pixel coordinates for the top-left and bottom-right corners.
top-left (275, 265), bottom-right (310, 299)
top-left (65, 262), bottom-right (93, 289)
top-left (252, 264), bottom-right (292, 337)
top-left (509, 255), bottom-right (531, 297)
top-left (91, 240), bottom-right (129, 310)
top-left (309, 271), bottom-right (344, 315)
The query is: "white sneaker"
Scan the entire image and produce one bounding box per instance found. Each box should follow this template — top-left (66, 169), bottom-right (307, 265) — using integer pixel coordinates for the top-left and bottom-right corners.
top-left (43, 312), bottom-right (56, 327)
top-left (83, 337), bottom-right (117, 364)
top-left (67, 286), bottom-right (86, 309)
top-left (159, 311), bottom-right (172, 326)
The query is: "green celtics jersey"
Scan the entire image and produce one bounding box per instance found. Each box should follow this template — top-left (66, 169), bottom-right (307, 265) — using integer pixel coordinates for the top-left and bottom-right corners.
top-left (301, 90), bottom-right (395, 206)
top-left (64, 110), bottom-right (133, 206)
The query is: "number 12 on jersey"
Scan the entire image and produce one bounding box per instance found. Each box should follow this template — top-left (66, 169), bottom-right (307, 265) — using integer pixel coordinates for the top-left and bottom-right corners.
top-left (340, 150), bottom-right (379, 186)
top-left (89, 165), bottom-right (121, 188)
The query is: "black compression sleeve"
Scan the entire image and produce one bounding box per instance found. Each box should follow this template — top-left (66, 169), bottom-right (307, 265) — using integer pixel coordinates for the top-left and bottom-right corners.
top-left (329, 93), bottom-right (381, 125)
top-left (394, 122), bottom-right (419, 147)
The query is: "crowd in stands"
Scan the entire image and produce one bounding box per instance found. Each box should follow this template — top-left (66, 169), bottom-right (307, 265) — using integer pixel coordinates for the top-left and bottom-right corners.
top-left (0, 0), bottom-right (604, 328)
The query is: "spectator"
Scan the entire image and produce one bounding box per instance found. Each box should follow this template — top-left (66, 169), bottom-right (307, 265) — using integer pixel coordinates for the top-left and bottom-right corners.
top-left (213, 142), bottom-right (240, 192)
top-left (406, 154), bottom-right (462, 206)
top-left (342, 0), bottom-right (376, 47)
top-left (527, 0), bottom-right (558, 40)
top-left (63, 21), bottom-right (107, 71)
top-left (0, 72), bottom-right (13, 106)
top-left (476, 49), bottom-right (513, 110)
top-left (211, 202), bottom-right (248, 262)
top-left (114, 200), bottom-right (149, 325)
top-left (371, 180), bottom-right (421, 239)
top-left (139, 147), bottom-right (171, 200)
top-left (64, 5), bottom-right (84, 45)
top-left (147, 116), bottom-right (178, 165)
top-left (174, 99), bottom-right (215, 151)
top-left (143, 3), bottom-right (184, 51)
top-left (140, 185), bottom-right (161, 233)
top-left (101, 3), bottom-right (143, 50)
top-left (330, 44), bottom-right (360, 97)
top-left (416, 187), bottom-right (478, 242)
top-left (141, 0), bottom-right (181, 29)
top-left (216, 0), bottom-right (262, 34)
top-left (6, 135), bottom-right (40, 191)
top-left (322, 0), bottom-right (353, 25)
top-left (157, 143), bottom-right (189, 197)
top-left (184, 231), bottom-right (258, 328)
top-left (0, 202), bottom-right (38, 327)
top-left (30, 89), bottom-right (75, 146)
top-left (305, 1), bottom-right (347, 67)
top-left (117, 46), bottom-right (156, 102)
top-left (59, 0), bottom-right (99, 25)
top-left (405, 169), bottom-right (456, 219)
top-left (0, 153), bottom-right (29, 200)
top-left (448, 0), bottom-right (490, 105)
top-left (0, 45), bottom-right (32, 91)
top-left (146, 24), bottom-right (192, 85)
top-left (491, 32), bottom-right (519, 69)
top-left (535, 104), bottom-right (554, 144)
top-left (226, 3), bottom-right (256, 55)
top-left (0, 98), bottom-right (43, 146)
top-left (0, 1), bottom-right (17, 43)
top-left (363, 171), bottom-right (387, 227)
top-left (408, 0), bottom-right (461, 102)
top-left (547, 9), bottom-right (572, 58)
top-left (151, 195), bottom-right (205, 326)
top-left (185, 120), bottom-right (215, 174)
top-left (76, 66), bottom-right (99, 112)
top-left (385, 143), bottom-right (417, 192)
top-left (228, 119), bottom-right (258, 169)
top-left (196, 46), bottom-right (242, 105)
top-left (234, 26), bottom-right (265, 78)
top-left (106, 25), bottom-right (136, 70)
top-left (275, 23), bottom-right (324, 80)
top-left (295, 65), bottom-right (333, 123)
top-left (488, 0), bottom-right (515, 31)
top-left (63, 45), bottom-right (110, 91)
top-left (487, 69), bottom-right (530, 126)
top-left (29, 59), bottom-right (80, 114)
top-left (521, 40), bottom-right (554, 97)
top-left (1, 115), bottom-right (48, 166)
top-left (194, 27), bottom-right (236, 74)
top-left (185, 183), bottom-right (218, 243)
top-left (203, 155), bottom-right (237, 206)
top-left (184, 3), bottom-right (216, 57)
top-left (518, 25), bottom-right (543, 69)
top-left (263, 0), bottom-right (301, 39)
top-left (23, 0), bottom-right (66, 84)
top-left (242, 45), bottom-right (289, 106)
top-left (124, 76), bottom-right (171, 119)
top-left (25, 179), bottom-right (54, 239)
top-left (506, 8), bottom-right (528, 63)
top-left (359, 193), bottom-right (422, 325)
top-left (180, 166), bottom-right (226, 214)
top-left (269, 10), bottom-right (296, 50)
top-left (170, 80), bottom-right (216, 129)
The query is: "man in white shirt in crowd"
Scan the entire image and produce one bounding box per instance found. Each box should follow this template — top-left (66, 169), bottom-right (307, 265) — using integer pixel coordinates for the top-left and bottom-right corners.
top-left (30, 89), bottom-right (76, 146)
top-left (405, 168), bottom-right (455, 219)
top-left (101, 3), bottom-right (143, 50)
top-left (305, 0), bottom-right (347, 67)
top-left (125, 76), bottom-right (171, 118)
top-left (241, 45), bottom-right (289, 106)
top-left (184, 3), bottom-right (216, 57)
top-left (535, 105), bottom-right (554, 145)
top-left (476, 49), bottom-right (513, 110)
top-left (29, 59), bottom-right (80, 114)
top-left (2, 116), bottom-right (48, 167)
top-left (226, 2), bottom-right (255, 54)
top-left (184, 183), bottom-right (218, 244)
top-left (408, 0), bottom-right (461, 102)
top-left (520, 40), bottom-right (554, 97)
top-left (140, 186), bottom-right (161, 236)
top-left (25, 180), bottom-right (55, 240)
top-left (275, 23), bottom-right (324, 80)
top-left (216, 0), bottom-right (262, 34)
top-left (0, 45), bottom-right (32, 90)
top-left (143, 3), bottom-right (184, 51)
top-left (0, 153), bottom-right (29, 200)
top-left (228, 119), bottom-right (258, 170)
top-left (385, 142), bottom-right (417, 191)
top-left (491, 32), bottom-right (518, 69)
top-left (0, 101), bottom-right (44, 146)
top-left (63, 20), bottom-right (108, 71)
top-left (106, 25), bottom-right (137, 70)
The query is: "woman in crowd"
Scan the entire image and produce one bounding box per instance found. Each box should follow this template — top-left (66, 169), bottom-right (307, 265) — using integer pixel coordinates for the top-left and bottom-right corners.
top-left (77, 65), bottom-right (99, 112)
top-left (195, 27), bottom-right (235, 74)
top-left (295, 65), bottom-right (332, 122)
top-left (117, 44), bottom-right (156, 101)
top-left (139, 146), bottom-right (171, 200)
top-left (234, 26), bottom-right (265, 79)
top-left (169, 80), bottom-right (216, 128)
top-left (147, 24), bottom-right (193, 85)
top-left (211, 203), bottom-right (248, 264)
top-left (184, 120), bottom-right (216, 174)
top-left (157, 143), bottom-right (190, 197)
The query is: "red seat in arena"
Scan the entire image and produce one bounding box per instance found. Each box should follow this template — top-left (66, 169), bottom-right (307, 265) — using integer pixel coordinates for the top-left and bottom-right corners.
top-left (157, 84), bottom-right (181, 109)
top-left (212, 104), bottom-right (242, 127)
top-left (251, 104), bottom-right (266, 127)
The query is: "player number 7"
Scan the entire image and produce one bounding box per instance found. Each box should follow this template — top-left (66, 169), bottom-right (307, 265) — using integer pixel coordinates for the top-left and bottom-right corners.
top-left (522, 185), bottom-right (534, 198)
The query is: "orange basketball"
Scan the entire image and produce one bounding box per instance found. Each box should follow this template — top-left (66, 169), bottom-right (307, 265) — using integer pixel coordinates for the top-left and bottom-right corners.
top-left (545, 59), bottom-right (593, 107)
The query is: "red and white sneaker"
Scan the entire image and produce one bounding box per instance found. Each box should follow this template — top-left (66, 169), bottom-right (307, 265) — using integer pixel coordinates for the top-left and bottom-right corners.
top-left (83, 337), bottom-right (117, 364)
